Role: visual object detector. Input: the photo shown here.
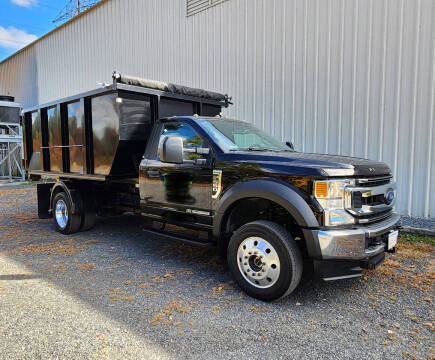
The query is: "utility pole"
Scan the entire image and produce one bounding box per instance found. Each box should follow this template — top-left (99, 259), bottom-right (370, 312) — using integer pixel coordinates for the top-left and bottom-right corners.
top-left (53, 0), bottom-right (99, 24)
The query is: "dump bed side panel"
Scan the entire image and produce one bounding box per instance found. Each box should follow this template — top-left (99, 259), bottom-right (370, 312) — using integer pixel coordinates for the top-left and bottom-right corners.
top-left (47, 105), bottom-right (62, 172)
top-left (109, 92), bottom-right (153, 177)
top-left (91, 93), bottom-right (119, 176)
top-left (23, 82), bottom-right (228, 180)
top-left (28, 110), bottom-right (42, 171)
top-left (67, 100), bottom-right (86, 174)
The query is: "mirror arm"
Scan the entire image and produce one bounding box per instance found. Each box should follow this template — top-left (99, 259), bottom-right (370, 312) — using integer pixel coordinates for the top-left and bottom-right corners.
top-left (181, 158), bottom-right (208, 166)
top-left (183, 147), bottom-right (210, 155)
top-left (196, 148), bottom-right (210, 155)
top-left (195, 158), bottom-right (207, 166)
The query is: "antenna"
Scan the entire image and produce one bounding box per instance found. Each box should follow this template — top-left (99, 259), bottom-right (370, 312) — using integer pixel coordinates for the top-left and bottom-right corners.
top-left (53, 0), bottom-right (100, 23)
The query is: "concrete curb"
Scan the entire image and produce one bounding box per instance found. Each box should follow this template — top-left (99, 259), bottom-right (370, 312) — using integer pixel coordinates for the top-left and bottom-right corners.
top-left (400, 226), bottom-right (435, 237)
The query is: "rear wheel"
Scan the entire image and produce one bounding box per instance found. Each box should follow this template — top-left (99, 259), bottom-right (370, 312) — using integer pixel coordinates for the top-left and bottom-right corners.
top-left (227, 220), bottom-right (303, 301)
top-left (52, 192), bottom-right (81, 234)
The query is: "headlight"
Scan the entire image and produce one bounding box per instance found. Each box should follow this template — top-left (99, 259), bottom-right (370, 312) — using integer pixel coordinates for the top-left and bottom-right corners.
top-left (314, 180), bottom-right (355, 226)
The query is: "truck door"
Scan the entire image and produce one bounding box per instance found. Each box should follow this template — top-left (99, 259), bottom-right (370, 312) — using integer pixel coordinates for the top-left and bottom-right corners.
top-left (140, 121), bottom-right (213, 219)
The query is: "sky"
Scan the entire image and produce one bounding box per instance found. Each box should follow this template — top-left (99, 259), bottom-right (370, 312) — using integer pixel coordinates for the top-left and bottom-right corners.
top-left (0, 0), bottom-right (72, 61)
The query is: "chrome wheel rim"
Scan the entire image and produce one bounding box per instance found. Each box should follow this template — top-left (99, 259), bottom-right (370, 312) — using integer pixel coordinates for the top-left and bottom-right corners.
top-left (237, 237), bottom-right (281, 289)
top-left (55, 199), bottom-right (68, 230)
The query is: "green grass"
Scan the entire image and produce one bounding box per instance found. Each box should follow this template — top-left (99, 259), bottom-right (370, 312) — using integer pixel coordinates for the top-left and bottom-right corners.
top-left (19, 181), bottom-right (32, 186)
top-left (399, 232), bottom-right (435, 246)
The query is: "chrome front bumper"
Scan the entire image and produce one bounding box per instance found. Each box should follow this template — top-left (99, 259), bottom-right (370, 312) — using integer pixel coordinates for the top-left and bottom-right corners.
top-left (316, 213), bottom-right (400, 260)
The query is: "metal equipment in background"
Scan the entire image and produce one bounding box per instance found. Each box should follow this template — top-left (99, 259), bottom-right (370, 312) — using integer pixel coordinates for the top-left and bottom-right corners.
top-left (53, 0), bottom-right (100, 23)
top-left (0, 96), bottom-right (25, 182)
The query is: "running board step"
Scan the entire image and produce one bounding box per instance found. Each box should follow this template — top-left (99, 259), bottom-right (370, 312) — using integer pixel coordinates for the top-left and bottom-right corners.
top-left (142, 228), bottom-right (214, 247)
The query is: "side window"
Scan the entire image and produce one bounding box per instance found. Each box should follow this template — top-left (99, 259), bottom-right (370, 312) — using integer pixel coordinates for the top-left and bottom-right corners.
top-left (158, 122), bottom-right (206, 161)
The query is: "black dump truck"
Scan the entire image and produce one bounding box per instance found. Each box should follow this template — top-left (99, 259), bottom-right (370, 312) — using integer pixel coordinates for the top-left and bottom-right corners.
top-left (22, 72), bottom-right (400, 301)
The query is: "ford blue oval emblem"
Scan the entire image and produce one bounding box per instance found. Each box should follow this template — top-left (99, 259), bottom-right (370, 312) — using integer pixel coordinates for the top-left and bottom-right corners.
top-left (385, 189), bottom-right (395, 204)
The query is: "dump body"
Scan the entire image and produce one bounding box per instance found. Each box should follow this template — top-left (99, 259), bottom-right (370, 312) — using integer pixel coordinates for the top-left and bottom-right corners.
top-left (22, 73), bottom-right (229, 180)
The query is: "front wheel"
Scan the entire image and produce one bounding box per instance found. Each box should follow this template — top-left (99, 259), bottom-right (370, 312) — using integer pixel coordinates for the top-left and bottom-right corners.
top-left (227, 220), bottom-right (303, 301)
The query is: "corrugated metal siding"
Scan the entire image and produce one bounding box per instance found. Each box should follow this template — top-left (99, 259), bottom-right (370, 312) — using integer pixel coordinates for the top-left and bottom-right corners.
top-left (0, 0), bottom-right (434, 218)
top-left (186, 0), bottom-right (229, 17)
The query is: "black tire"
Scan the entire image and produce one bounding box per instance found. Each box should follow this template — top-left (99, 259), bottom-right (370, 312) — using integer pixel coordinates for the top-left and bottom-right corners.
top-left (80, 191), bottom-right (96, 231)
top-left (52, 192), bottom-right (82, 234)
top-left (227, 220), bottom-right (303, 301)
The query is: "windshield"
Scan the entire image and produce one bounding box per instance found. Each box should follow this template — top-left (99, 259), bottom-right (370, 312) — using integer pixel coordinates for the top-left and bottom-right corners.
top-left (195, 118), bottom-right (290, 152)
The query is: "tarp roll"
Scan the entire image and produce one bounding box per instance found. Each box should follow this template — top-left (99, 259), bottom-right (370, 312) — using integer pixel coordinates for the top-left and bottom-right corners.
top-left (114, 73), bottom-right (229, 103)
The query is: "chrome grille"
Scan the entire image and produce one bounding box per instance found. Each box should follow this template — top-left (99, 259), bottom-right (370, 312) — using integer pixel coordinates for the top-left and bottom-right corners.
top-left (345, 177), bottom-right (396, 224)
top-left (356, 176), bottom-right (392, 187)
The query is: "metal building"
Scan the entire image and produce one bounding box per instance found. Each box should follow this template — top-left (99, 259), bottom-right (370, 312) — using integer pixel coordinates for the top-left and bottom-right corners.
top-left (0, 0), bottom-right (434, 218)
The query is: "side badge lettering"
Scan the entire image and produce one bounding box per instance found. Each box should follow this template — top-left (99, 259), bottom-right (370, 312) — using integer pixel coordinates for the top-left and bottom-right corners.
top-left (212, 170), bottom-right (222, 199)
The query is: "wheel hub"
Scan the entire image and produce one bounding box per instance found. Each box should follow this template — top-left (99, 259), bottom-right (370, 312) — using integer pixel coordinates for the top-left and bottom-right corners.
top-left (55, 199), bottom-right (68, 230)
top-left (249, 255), bottom-right (263, 271)
top-left (237, 236), bottom-right (281, 288)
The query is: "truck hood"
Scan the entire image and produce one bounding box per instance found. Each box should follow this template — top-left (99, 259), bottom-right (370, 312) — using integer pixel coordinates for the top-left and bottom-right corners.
top-left (220, 151), bottom-right (392, 177)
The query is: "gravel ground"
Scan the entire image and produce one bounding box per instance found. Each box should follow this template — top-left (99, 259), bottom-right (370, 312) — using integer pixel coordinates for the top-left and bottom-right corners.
top-left (400, 216), bottom-right (435, 229)
top-left (401, 216), bottom-right (435, 236)
top-left (0, 186), bottom-right (434, 360)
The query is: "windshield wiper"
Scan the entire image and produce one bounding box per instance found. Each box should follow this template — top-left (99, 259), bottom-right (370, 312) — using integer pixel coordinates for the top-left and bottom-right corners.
top-left (229, 147), bottom-right (292, 152)
top-left (229, 147), bottom-right (265, 151)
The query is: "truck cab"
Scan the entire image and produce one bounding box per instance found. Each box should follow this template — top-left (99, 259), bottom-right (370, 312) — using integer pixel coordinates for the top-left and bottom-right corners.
top-left (138, 116), bottom-right (399, 301)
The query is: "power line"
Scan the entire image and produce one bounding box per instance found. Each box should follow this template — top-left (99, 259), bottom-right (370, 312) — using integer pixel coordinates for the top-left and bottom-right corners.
top-left (53, 0), bottom-right (100, 23)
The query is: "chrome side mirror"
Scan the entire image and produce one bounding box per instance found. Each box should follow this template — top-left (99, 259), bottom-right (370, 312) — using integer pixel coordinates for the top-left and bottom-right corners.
top-left (161, 136), bottom-right (183, 164)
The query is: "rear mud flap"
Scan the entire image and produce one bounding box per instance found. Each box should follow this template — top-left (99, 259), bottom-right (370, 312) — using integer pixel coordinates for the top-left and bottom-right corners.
top-left (37, 183), bottom-right (52, 219)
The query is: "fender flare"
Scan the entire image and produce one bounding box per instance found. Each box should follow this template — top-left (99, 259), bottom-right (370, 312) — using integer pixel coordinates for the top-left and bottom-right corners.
top-left (213, 179), bottom-right (321, 257)
top-left (50, 181), bottom-right (82, 215)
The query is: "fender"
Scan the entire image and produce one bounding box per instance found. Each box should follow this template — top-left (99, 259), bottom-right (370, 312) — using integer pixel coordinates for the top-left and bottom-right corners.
top-left (213, 178), bottom-right (321, 258)
top-left (50, 181), bottom-right (82, 215)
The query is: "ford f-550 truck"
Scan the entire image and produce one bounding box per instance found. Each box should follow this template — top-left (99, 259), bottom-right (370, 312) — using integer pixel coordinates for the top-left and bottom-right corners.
top-left (22, 73), bottom-right (399, 301)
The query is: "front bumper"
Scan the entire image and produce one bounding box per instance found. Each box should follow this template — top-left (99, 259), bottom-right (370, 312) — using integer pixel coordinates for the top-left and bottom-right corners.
top-left (316, 213), bottom-right (400, 260)
top-left (310, 213), bottom-right (400, 280)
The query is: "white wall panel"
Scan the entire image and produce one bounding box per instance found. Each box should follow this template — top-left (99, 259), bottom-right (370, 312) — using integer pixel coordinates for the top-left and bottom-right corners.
top-left (0, 0), bottom-right (434, 218)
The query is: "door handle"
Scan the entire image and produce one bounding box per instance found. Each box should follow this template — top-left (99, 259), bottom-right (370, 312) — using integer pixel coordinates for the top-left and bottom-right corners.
top-left (147, 169), bottom-right (160, 178)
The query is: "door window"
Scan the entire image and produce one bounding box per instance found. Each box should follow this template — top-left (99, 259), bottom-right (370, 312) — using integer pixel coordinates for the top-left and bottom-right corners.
top-left (158, 122), bottom-right (206, 162)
